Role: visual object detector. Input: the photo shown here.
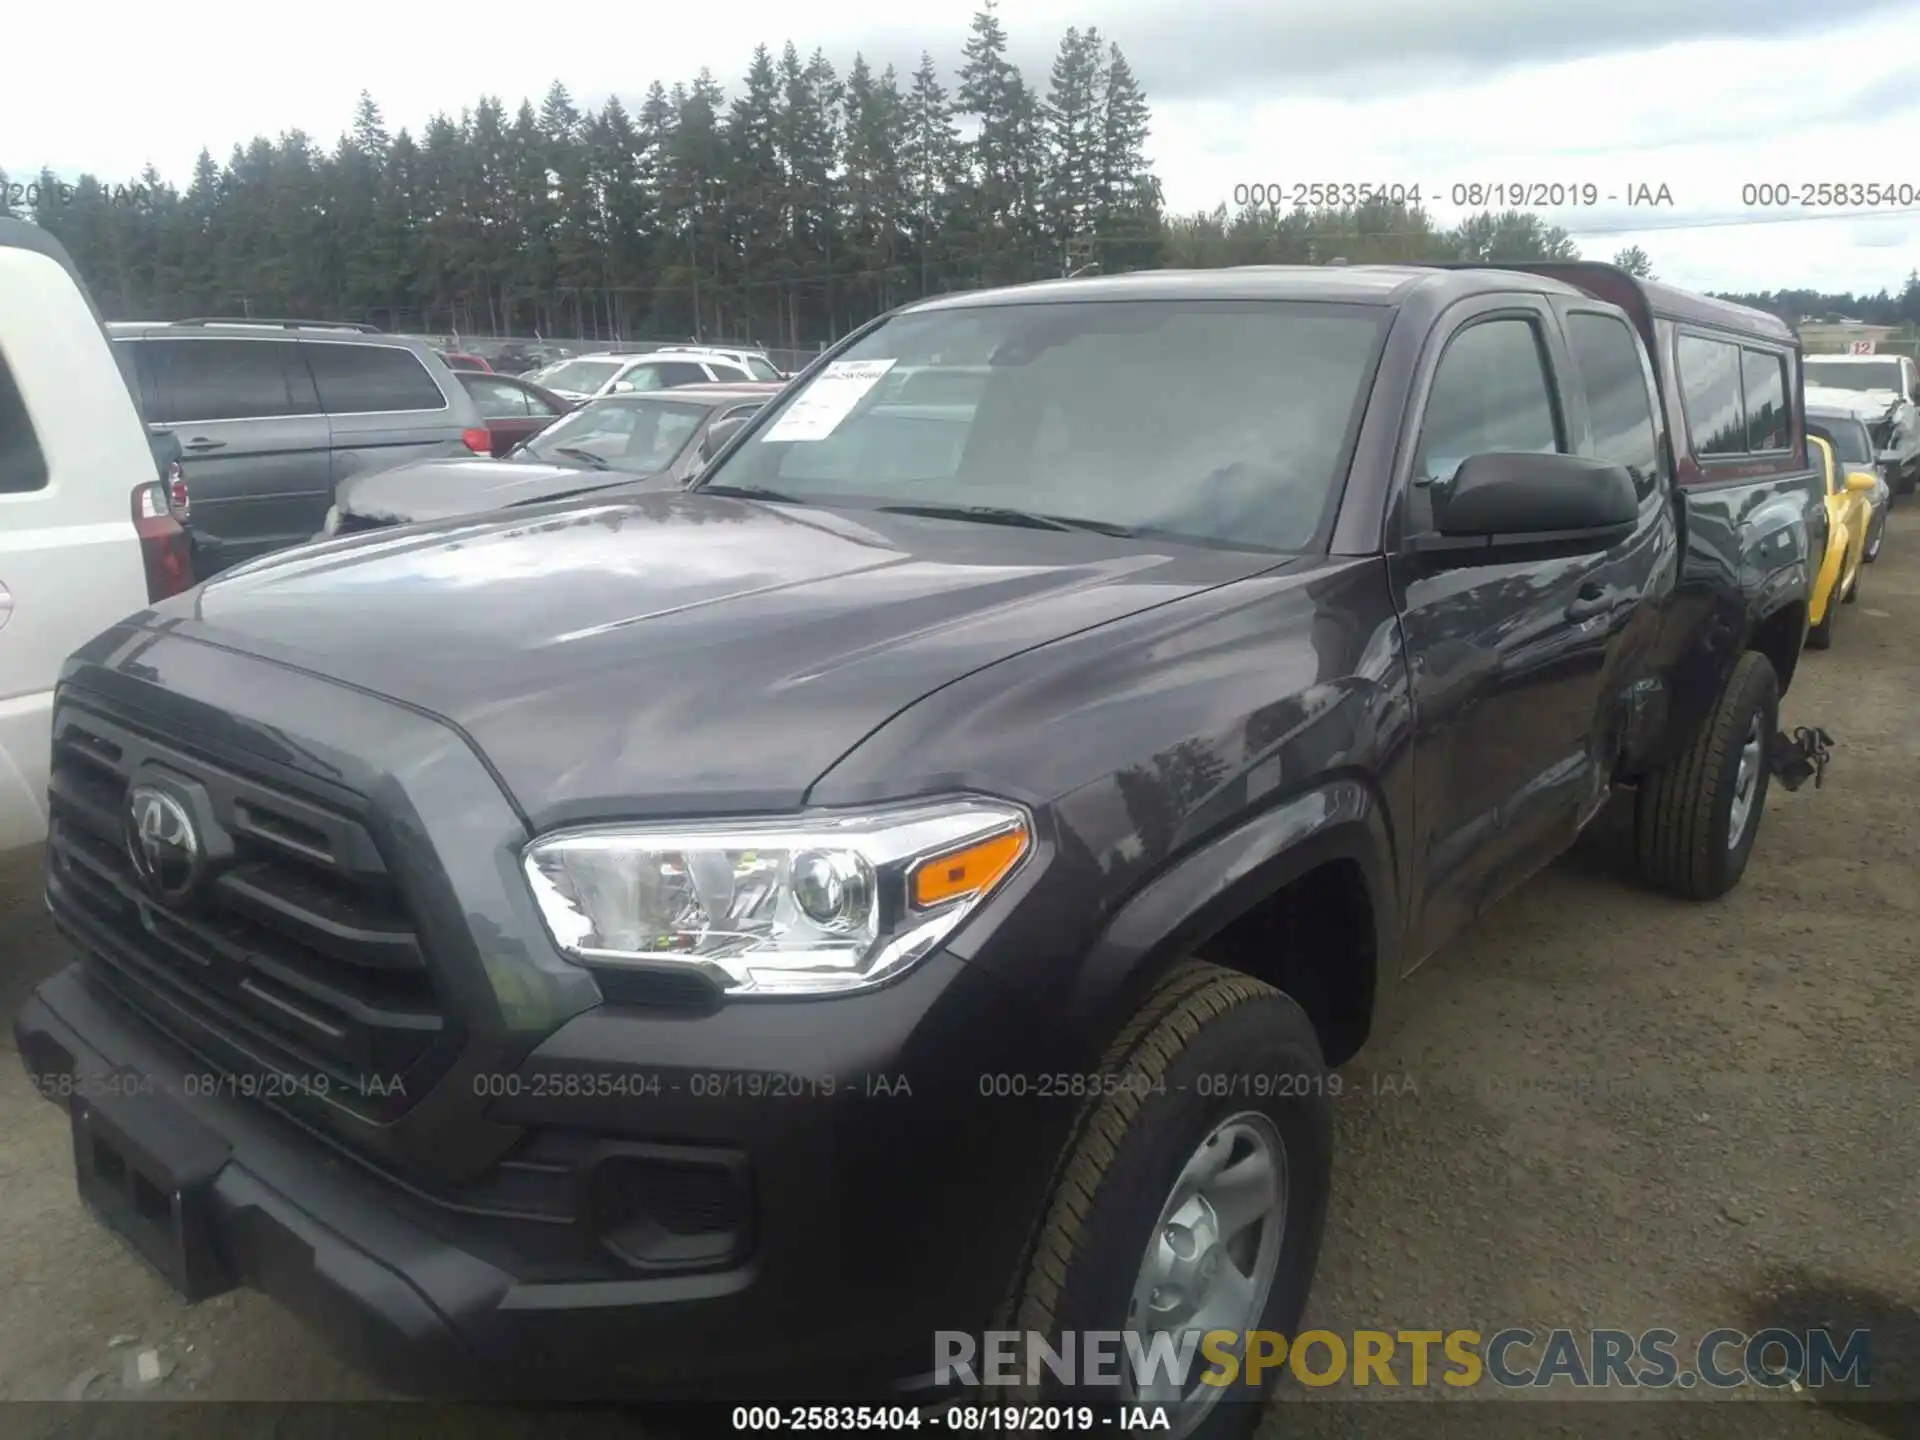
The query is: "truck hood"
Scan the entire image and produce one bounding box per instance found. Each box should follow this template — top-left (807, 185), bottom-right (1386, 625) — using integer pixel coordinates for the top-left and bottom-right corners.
top-left (334, 456), bottom-right (655, 526)
top-left (176, 492), bottom-right (1286, 823)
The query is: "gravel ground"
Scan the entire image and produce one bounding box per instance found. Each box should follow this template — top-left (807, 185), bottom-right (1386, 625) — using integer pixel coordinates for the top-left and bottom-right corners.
top-left (1, 515), bottom-right (1915, 1438)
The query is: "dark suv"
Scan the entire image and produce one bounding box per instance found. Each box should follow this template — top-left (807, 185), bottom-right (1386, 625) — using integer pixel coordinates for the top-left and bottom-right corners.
top-left (23, 264), bottom-right (1824, 1435)
top-left (110, 320), bottom-right (488, 571)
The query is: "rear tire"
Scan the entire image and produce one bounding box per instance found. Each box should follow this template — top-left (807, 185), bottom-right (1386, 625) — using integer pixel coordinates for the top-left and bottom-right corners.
top-left (996, 960), bottom-right (1333, 1440)
top-left (1633, 650), bottom-right (1779, 900)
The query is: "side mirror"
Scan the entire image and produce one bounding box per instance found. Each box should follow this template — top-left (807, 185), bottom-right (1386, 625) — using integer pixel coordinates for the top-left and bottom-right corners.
top-left (609, 379), bottom-right (635, 394)
top-left (699, 414), bottom-right (750, 463)
top-left (1844, 471), bottom-right (1877, 494)
top-left (1427, 452), bottom-right (1638, 550)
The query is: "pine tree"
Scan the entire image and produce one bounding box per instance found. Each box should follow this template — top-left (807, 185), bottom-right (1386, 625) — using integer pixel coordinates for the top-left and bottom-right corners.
top-left (903, 52), bottom-right (960, 297)
top-left (1094, 44), bottom-right (1162, 272)
top-left (1040, 27), bottom-right (1104, 271)
top-left (955, 0), bottom-right (1034, 286)
top-left (842, 56), bottom-right (914, 313)
top-left (350, 91), bottom-right (390, 161)
top-left (728, 43), bottom-right (785, 338)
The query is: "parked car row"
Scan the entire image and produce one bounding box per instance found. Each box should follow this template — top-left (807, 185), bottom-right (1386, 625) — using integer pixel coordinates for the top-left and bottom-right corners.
top-left (1802, 387), bottom-right (1896, 649)
top-left (90, 322), bottom-right (795, 574)
top-left (3, 223), bottom-right (1857, 1436)
top-left (1794, 358), bottom-right (1919, 648)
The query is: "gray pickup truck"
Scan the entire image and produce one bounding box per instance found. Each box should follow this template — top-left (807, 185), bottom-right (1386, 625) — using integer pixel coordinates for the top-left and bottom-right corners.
top-left (23, 261), bottom-right (1829, 1435)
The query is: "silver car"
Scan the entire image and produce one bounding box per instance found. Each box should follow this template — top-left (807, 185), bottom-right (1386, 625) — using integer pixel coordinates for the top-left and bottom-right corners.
top-left (110, 319), bottom-right (489, 572)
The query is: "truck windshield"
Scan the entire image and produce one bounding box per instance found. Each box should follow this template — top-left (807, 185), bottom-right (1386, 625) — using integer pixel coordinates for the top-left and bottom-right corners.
top-left (1804, 359), bottom-right (1903, 394)
top-left (697, 299), bottom-right (1387, 552)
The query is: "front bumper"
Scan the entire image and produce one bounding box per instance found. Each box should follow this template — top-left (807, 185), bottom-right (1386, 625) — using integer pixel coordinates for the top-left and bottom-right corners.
top-left (19, 946), bottom-right (1055, 1399)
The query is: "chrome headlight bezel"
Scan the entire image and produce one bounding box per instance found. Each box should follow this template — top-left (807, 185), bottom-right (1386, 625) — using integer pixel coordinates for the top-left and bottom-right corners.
top-left (521, 796), bottom-right (1035, 999)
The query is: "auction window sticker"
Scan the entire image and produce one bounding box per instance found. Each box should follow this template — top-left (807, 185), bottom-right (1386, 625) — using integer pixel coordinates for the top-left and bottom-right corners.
top-left (763, 358), bottom-right (897, 442)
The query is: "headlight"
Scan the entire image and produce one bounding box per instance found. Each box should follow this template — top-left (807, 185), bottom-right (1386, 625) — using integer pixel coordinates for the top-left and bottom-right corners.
top-left (523, 798), bottom-right (1032, 997)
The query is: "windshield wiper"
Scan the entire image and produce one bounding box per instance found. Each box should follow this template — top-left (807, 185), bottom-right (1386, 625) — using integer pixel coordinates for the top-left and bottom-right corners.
top-left (550, 446), bottom-right (611, 470)
top-left (699, 483), bottom-right (806, 503)
top-left (877, 502), bottom-right (1137, 537)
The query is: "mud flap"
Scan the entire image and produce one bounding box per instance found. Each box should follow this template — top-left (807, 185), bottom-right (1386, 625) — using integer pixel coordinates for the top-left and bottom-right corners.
top-left (1770, 726), bottom-right (1834, 792)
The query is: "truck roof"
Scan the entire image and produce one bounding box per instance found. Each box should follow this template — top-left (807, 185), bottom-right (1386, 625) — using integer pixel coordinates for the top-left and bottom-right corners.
top-left (906, 261), bottom-right (1797, 347)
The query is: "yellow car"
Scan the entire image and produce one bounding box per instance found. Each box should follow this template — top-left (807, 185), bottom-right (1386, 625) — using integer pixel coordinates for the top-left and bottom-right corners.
top-left (1806, 433), bottom-right (1875, 650)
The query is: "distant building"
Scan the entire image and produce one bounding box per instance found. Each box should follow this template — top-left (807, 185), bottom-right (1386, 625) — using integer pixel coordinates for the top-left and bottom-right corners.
top-left (1797, 319), bottom-right (1899, 353)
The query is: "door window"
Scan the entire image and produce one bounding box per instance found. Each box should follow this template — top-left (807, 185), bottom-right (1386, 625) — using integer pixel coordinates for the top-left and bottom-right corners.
top-left (1566, 312), bottom-right (1660, 500)
top-left (1408, 317), bottom-right (1563, 533)
top-left (1740, 349), bottom-right (1789, 452)
top-left (304, 343), bottom-right (447, 413)
top-left (1676, 336), bottom-right (1745, 457)
top-left (145, 338), bottom-right (305, 423)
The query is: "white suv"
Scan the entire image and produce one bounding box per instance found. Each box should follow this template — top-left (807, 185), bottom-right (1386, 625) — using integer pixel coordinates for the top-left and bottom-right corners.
top-left (0, 220), bottom-right (194, 853)
top-left (533, 349), bottom-right (765, 402)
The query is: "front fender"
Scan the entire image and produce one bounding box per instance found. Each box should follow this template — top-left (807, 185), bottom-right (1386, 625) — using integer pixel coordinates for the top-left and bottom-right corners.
top-left (1811, 516), bottom-right (1850, 623)
top-left (1058, 777), bottom-right (1401, 1061)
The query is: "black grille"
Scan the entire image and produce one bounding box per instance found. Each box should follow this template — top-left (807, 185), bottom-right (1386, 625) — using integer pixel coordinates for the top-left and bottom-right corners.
top-left (45, 700), bottom-right (449, 1120)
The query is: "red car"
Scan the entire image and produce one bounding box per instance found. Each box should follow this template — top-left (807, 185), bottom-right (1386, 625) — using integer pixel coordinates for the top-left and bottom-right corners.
top-left (438, 349), bottom-right (493, 373)
top-left (454, 370), bottom-right (572, 457)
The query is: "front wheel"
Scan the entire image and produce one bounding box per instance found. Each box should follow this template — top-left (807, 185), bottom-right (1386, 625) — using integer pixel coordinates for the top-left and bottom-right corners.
top-left (997, 960), bottom-right (1332, 1439)
top-left (1633, 650), bottom-right (1780, 900)
top-left (1806, 600), bottom-right (1834, 650)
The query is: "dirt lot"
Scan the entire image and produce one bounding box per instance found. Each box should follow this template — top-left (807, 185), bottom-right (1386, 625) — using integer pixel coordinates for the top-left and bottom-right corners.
top-left (1, 516), bottom-right (1914, 1438)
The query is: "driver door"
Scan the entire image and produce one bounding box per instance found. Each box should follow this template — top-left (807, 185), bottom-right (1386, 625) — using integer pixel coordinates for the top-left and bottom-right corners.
top-left (1389, 297), bottom-right (1623, 965)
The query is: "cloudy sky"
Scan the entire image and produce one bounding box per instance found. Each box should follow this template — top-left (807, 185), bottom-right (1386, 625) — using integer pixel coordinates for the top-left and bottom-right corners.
top-left (7, 0), bottom-right (1920, 295)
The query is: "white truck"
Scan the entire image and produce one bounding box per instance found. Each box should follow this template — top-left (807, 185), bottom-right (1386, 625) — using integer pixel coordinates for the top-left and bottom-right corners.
top-left (0, 219), bottom-right (195, 853)
top-left (1802, 352), bottom-right (1920, 495)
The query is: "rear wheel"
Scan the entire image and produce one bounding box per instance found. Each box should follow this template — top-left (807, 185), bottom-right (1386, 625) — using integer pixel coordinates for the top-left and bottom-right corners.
top-left (1633, 650), bottom-right (1779, 900)
top-left (996, 960), bottom-right (1332, 1439)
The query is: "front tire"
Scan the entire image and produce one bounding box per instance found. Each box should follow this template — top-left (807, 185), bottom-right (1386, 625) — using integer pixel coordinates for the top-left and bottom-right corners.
top-left (1633, 650), bottom-right (1780, 900)
top-left (1806, 601), bottom-right (1834, 649)
top-left (997, 960), bottom-right (1333, 1439)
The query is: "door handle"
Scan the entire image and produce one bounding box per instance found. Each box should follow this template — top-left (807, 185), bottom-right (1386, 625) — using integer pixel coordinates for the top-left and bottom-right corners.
top-left (182, 437), bottom-right (227, 453)
top-left (1565, 583), bottom-right (1614, 622)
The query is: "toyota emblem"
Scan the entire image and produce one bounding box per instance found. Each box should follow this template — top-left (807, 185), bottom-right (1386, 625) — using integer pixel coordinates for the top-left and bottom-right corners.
top-left (126, 785), bottom-right (202, 904)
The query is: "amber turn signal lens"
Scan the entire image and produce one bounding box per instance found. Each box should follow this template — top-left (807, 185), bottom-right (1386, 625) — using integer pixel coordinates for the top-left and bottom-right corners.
top-left (910, 827), bottom-right (1030, 909)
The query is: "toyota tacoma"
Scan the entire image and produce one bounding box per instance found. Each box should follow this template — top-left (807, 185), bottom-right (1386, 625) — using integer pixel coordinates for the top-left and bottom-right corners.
top-left (20, 261), bottom-right (1830, 1437)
